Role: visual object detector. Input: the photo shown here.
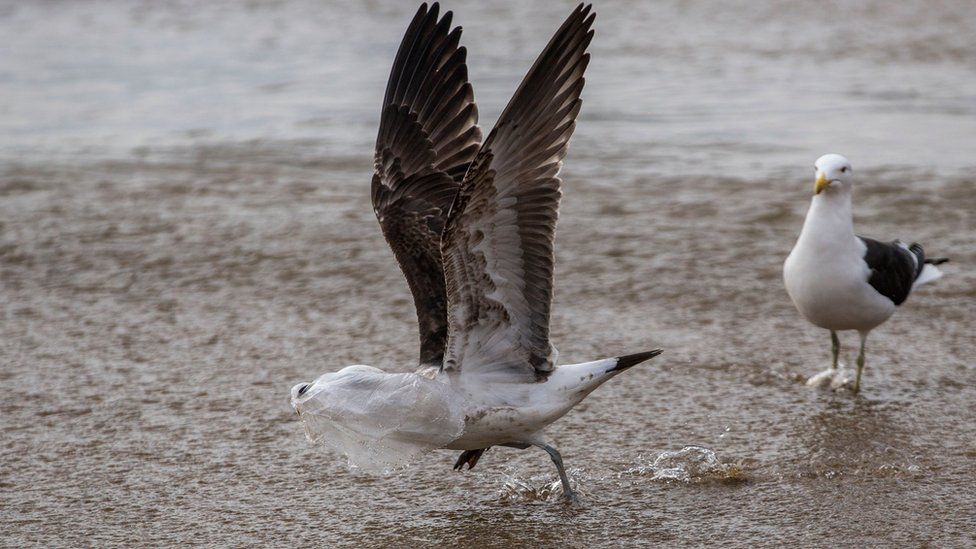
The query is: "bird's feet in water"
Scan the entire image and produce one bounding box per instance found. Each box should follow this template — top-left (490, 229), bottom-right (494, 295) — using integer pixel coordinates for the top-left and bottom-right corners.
top-left (544, 478), bottom-right (580, 505)
top-left (806, 364), bottom-right (854, 391)
top-left (560, 489), bottom-right (580, 505)
top-left (501, 474), bottom-right (582, 504)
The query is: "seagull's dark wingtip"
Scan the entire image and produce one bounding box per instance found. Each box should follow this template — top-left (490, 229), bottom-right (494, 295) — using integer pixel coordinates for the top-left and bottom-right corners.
top-left (610, 349), bottom-right (664, 372)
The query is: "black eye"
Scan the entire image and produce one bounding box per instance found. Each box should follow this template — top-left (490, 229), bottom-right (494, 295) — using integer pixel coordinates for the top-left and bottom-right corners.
top-left (841, 166), bottom-right (849, 173)
top-left (298, 384), bottom-right (311, 396)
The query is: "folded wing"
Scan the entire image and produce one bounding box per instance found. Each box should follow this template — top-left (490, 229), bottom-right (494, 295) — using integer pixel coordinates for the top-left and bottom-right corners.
top-left (441, 4), bottom-right (595, 381)
top-left (372, 3), bottom-right (482, 366)
top-left (859, 237), bottom-right (922, 306)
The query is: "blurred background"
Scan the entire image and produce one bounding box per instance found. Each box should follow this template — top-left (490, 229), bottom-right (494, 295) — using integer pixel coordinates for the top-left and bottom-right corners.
top-left (3, 0), bottom-right (975, 172)
top-left (2, 1), bottom-right (974, 546)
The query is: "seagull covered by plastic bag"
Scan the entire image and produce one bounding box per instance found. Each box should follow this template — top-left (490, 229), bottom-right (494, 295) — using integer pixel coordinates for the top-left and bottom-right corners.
top-left (290, 3), bottom-right (661, 501)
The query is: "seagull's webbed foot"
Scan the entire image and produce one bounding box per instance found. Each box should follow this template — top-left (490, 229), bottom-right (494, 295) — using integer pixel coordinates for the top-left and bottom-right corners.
top-left (807, 332), bottom-right (856, 391)
top-left (559, 488), bottom-right (579, 505)
top-left (453, 448), bottom-right (489, 471)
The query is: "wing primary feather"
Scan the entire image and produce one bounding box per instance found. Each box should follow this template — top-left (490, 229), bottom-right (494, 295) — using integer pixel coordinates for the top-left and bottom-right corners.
top-left (441, 5), bottom-right (595, 380)
top-left (383, 4), bottom-right (432, 108)
top-left (371, 3), bottom-right (482, 366)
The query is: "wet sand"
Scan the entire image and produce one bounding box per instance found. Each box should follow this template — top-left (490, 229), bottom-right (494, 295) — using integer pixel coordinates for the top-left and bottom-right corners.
top-left (2, 1), bottom-right (976, 546)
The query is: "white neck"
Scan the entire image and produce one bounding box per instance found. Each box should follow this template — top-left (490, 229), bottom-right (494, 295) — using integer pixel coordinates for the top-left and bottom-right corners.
top-left (797, 188), bottom-right (855, 250)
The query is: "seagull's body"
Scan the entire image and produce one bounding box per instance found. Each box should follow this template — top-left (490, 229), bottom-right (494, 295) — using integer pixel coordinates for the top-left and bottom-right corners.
top-left (784, 154), bottom-right (947, 392)
top-left (290, 3), bottom-right (660, 501)
top-left (442, 354), bottom-right (658, 452)
top-left (784, 190), bottom-right (897, 333)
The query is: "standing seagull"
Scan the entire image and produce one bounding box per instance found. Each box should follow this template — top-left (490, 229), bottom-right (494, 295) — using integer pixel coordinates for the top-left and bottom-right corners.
top-left (290, 3), bottom-right (661, 501)
top-left (783, 154), bottom-right (947, 393)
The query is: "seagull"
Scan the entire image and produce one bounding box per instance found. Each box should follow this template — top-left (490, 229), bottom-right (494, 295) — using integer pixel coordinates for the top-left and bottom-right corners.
top-left (783, 154), bottom-right (948, 393)
top-left (290, 3), bottom-right (662, 501)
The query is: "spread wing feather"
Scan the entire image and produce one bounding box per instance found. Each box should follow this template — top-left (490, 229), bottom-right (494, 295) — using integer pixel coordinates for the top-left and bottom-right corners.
top-left (441, 4), bottom-right (595, 381)
top-left (371, 3), bottom-right (482, 366)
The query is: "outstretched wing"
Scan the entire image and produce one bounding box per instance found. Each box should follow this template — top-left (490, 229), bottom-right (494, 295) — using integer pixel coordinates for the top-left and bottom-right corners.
top-left (372, 3), bottom-right (482, 366)
top-left (441, 4), bottom-right (595, 382)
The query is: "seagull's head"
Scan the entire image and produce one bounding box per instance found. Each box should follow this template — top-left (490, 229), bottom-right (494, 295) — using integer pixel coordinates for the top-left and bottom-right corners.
top-left (289, 365), bottom-right (383, 414)
top-left (813, 153), bottom-right (853, 195)
top-left (291, 381), bottom-right (313, 401)
top-left (290, 381), bottom-right (315, 414)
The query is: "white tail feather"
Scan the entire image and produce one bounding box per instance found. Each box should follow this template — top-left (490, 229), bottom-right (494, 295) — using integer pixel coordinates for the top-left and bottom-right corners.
top-left (913, 264), bottom-right (944, 288)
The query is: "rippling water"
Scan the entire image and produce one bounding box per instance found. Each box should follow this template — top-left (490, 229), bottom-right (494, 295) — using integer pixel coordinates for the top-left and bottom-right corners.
top-left (2, 1), bottom-right (975, 546)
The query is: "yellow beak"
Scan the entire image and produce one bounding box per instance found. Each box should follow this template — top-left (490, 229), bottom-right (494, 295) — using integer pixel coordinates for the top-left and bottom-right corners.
top-left (815, 172), bottom-right (829, 194)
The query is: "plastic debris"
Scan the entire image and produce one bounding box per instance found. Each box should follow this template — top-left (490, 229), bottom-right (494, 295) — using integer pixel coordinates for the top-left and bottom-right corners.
top-left (293, 366), bottom-right (465, 472)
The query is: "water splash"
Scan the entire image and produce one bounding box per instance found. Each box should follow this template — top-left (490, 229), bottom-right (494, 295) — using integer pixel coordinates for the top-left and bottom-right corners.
top-left (877, 463), bottom-right (922, 477)
top-left (805, 363), bottom-right (854, 390)
top-left (498, 470), bottom-right (586, 503)
top-left (625, 446), bottom-right (745, 483)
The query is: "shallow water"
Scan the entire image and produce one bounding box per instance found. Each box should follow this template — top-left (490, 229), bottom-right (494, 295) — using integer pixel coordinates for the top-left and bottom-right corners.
top-left (2, 0), bottom-right (975, 546)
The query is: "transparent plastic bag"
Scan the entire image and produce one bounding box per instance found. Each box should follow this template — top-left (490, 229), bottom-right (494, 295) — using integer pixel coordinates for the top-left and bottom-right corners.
top-left (292, 366), bottom-right (465, 472)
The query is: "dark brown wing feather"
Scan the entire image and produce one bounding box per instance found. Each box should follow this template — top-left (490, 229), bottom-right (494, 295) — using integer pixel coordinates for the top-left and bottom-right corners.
top-left (441, 4), bottom-right (595, 381)
top-left (372, 3), bottom-right (482, 366)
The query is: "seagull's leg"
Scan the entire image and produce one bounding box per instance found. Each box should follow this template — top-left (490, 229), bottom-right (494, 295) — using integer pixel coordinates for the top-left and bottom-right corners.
top-left (531, 443), bottom-right (577, 503)
top-left (453, 448), bottom-right (488, 471)
top-left (830, 330), bottom-right (840, 370)
top-left (807, 331), bottom-right (843, 387)
top-left (853, 332), bottom-right (868, 394)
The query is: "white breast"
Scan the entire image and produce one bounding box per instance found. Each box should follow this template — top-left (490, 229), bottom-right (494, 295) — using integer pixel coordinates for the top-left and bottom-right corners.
top-left (784, 195), bottom-right (895, 332)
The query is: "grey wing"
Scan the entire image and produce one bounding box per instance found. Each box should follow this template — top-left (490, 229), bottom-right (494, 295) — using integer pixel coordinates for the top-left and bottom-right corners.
top-left (858, 236), bottom-right (922, 306)
top-left (440, 4), bottom-right (595, 381)
top-left (372, 3), bottom-right (482, 366)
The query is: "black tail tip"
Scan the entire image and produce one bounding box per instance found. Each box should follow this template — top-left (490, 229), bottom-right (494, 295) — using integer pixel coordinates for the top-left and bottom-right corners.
top-left (909, 242), bottom-right (948, 266)
top-left (611, 349), bottom-right (663, 372)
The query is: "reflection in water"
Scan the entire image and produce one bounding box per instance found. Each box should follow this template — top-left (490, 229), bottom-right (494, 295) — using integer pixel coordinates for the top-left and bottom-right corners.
top-left (792, 399), bottom-right (922, 478)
